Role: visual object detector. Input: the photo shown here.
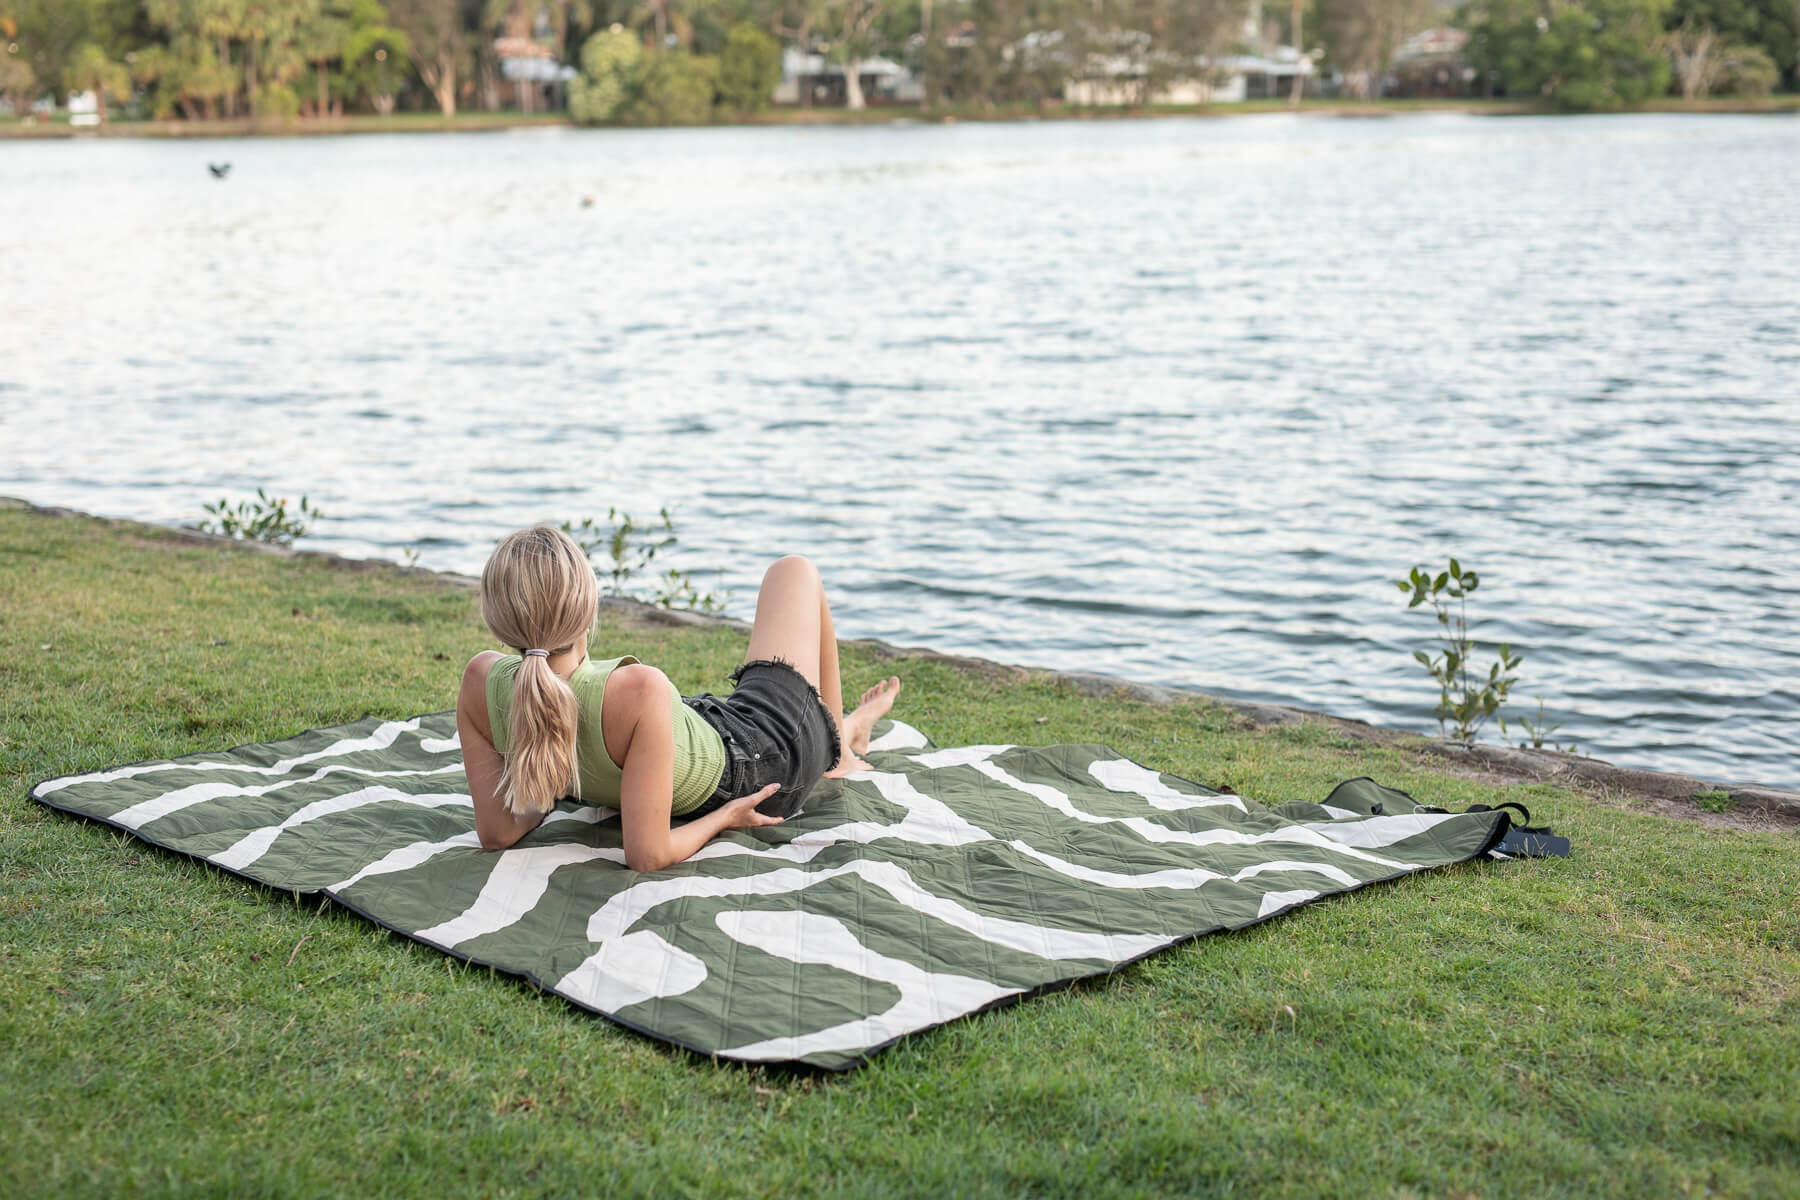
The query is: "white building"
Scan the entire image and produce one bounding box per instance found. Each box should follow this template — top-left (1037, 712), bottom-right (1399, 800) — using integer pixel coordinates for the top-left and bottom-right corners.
top-left (68, 90), bottom-right (101, 126)
top-left (772, 48), bottom-right (923, 106)
top-left (1063, 48), bottom-right (1312, 106)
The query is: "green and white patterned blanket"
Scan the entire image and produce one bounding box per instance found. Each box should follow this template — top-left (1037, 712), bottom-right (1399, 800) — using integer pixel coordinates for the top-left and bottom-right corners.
top-left (31, 715), bottom-right (1511, 1070)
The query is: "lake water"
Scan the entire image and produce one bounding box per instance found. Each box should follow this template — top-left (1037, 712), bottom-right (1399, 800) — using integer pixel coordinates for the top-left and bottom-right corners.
top-left (3, 113), bottom-right (1797, 787)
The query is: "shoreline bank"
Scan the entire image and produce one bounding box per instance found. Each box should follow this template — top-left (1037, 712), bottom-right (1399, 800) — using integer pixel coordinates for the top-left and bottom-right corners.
top-left (6, 95), bottom-right (1798, 140)
top-left (7, 494), bottom-right (1794, 821)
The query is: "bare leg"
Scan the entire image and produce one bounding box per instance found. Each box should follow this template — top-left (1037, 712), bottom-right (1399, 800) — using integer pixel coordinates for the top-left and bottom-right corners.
top-left (743, 556), bottom-right (841, 758)
top-left (742, 556), bottom-right (898, 776)
top-left (816, 570), bottom-right (846, 734)
top-left (744, 556), bottom-right (825, 687)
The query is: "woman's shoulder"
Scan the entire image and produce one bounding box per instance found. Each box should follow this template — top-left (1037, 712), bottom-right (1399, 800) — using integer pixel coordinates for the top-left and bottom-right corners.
top-left (462, 650), bottom-right (510, 690)
top-left (577, 655), bottom-right (652, 695)
top-left (567, 654), bottom-right (645, 705)
top-left (570, 652), bottom-right (638, 680)
top-left (591, 659), bottom-right (680, 722)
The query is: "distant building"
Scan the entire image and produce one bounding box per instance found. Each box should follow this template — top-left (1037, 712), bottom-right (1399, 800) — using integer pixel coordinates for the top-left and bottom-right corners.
top-left (1063, 45), bottom-right (1313, 106)
top-left (1023, 0), bottom-right (1317, 108)
top-left (1387, 27), bottom-right (1475, 98)
top-left (769, 0), bottom-right (1319, 110)
top-left (68, 90), bottom-right (100, 126)
top-left (773, 48), bottom-right (923, 106)
top-left (494, 35), bottom-right (576, 112)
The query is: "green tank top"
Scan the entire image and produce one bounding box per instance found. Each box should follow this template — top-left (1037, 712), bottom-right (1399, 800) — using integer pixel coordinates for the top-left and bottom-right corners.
top-left (485, 654), bottom-right (725, 816)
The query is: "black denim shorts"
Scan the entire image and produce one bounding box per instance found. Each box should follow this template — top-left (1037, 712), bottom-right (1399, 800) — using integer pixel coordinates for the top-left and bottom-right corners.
top-left (681, 659), bottom-right (840, 820)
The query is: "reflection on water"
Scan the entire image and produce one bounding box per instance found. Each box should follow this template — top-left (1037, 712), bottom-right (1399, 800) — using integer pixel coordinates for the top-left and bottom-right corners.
top-left (3, 113), bottom-right (1797, 786)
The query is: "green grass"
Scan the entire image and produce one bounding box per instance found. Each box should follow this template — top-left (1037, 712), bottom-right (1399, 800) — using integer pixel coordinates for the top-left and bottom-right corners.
top-left (2, 507), bottom-right (1796, 1198)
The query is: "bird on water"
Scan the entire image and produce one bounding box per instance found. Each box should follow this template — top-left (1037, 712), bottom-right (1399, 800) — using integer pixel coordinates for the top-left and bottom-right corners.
top-left (208, 163), bottom-right (231, 179)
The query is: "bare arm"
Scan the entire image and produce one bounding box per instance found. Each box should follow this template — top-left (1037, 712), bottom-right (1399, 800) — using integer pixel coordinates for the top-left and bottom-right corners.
top-left (608, 665), bottom-right (783, 872)
top-left (459, 651), bottom-right (548, 851)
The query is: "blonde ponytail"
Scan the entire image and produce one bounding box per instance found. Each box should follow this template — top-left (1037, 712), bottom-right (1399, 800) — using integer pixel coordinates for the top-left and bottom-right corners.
top-left (502, 652), bottom-right (581, 815)
top-left (479, 526), bottom-right (599, 816)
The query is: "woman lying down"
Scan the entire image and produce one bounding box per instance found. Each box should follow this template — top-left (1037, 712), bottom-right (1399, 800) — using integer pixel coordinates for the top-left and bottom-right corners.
top-left (457, 526), bottom-right (900, 871)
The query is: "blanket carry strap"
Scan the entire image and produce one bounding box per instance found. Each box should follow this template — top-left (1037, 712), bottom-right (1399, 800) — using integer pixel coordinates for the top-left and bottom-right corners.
top-left (1415, 800), bottom-right (1572, 858)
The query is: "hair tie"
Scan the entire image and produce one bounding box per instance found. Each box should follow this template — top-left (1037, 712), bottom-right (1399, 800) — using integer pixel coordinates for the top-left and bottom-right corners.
top-left (523, 648), bottom-right (550, 659)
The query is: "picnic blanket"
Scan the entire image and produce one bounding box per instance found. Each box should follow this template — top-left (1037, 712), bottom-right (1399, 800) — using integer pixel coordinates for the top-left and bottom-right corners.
top-left (31, 714), bottom-right (1522, 1070)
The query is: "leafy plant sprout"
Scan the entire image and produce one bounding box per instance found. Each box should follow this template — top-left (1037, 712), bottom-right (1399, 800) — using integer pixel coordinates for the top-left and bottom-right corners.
top-left (651, 566), bottom-right (730, 614)
top-left (1501, 697), bottom-right (1576, 753)
top-left (197, 489), bottom-right (321, 547)
top-left (561, 507), bottom-right (675, 597)
top-left (560, 509), bottom-right (729, 614)
top-left (1394, 558), bottom-right (1522, 744)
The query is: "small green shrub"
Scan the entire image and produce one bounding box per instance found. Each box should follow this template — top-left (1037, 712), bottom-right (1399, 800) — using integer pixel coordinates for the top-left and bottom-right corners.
top-left (562, 508), bottom-right (672, 596)
top-left (197, 489), bottom-right (321, 546)
top-left (718, 23), bottom-right (781, 113)
top-left (1713, 43), bottom-right (1779, 96)
top-left (569, 29), bottom-right (643, 124)
top-left (1693, 789), bottom-right (1735, 813)
top-left (560, 509), bottom-right (727, 613)
top-left (1395, 558), bottom-right (1521, 743)
top-left (625, 51), bottom-right (720, 125)
top-left (651, 566), bottom-right (729, 614)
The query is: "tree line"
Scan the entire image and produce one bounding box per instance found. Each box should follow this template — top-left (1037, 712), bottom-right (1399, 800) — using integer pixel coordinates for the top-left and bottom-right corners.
top-left (1, 0), bottom-right (1792, 125)
top-left (1460, 0), bottom-right (1793, 106)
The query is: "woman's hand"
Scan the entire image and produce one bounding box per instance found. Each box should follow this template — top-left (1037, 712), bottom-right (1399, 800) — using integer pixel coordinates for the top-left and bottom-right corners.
top-left (716, 783), bottom-right (784, 830)
top-left (615, 671), bottom-right (786, 870)
top-left (622, 781), bottom-right (783, 871)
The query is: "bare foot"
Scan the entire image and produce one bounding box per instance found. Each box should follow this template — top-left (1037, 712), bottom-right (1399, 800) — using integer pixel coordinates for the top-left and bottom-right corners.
top-left (825, 754), bottom-right (873, 778)
top-left (845, 676), bottom-right (901, 755)
top-left (824, 676), bottom-right (901, 776)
